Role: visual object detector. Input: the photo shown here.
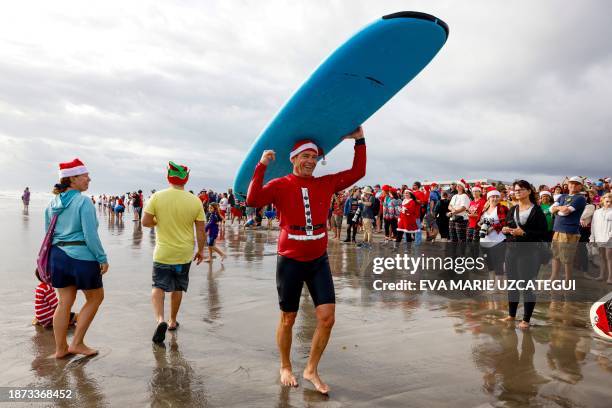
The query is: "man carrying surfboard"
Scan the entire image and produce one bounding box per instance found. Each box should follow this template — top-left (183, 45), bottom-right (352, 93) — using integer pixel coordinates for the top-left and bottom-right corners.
top-left (246, 127), bottom-right (366, 394)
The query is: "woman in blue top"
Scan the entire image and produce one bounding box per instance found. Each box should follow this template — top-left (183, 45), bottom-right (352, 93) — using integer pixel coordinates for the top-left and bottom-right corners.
top-left (45, 158), bottom-right (108, 358)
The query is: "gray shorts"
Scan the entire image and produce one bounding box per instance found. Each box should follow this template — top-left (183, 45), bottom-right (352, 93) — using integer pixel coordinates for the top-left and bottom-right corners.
top-left (152, 262), bottom-right (191, 292)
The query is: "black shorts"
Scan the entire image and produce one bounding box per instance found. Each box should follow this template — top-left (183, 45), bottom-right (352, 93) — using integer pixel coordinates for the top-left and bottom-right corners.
top-left (276, 253), bottom-right (335, 312)
top-left (152, 262), bottom-right (191, 292)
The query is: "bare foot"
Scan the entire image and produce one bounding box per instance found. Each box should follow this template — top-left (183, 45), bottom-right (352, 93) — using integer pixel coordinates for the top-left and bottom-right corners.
top-left (54, 347), bottom-right (72, 359)
top-left (280, 367), bottom-right (298, 387)
top-left (303, 369), bottom-right (330, 395)
top-left (518, 320), bottom-right (530, 330)
top-left (68, 343), bottom-right (99, 357)
top-left (499, 316), bottom-right (515, 323)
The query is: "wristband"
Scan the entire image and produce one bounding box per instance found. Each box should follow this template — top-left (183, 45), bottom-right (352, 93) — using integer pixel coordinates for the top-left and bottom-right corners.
top-left (355, 138), bottom-right (366, 146)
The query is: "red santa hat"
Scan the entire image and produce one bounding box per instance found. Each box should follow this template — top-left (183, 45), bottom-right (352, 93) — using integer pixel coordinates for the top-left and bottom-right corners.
top-left (59, 158), bottom-right (88, 178)
top-left (486, 189), bottom-right (501, 199)
top-left (289, 140), bottom-right (325, 164)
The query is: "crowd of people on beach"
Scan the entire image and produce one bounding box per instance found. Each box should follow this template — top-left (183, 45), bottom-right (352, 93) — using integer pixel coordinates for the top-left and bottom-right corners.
top-left (31, 173), bottom-right (612, 331)
top-left (27, 148), bottom-right (611, 395)
top-left (80, 177), bottom-right (612, 253)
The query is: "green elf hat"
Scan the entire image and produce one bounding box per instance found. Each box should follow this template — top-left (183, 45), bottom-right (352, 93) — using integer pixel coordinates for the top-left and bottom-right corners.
top-left (167, 161), bottom-right (190, 185)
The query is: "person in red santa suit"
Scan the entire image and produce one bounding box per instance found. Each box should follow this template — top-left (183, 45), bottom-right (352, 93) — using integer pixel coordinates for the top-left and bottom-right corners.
top-left (247, 127), bottom-right (366, 394)
top-left (395, 189), bottom-right (419, 249)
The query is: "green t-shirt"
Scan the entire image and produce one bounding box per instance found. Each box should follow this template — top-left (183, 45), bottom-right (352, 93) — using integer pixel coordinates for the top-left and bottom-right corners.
top-left (540, 203), bottom-right (553, 231)
top-left (144, 188), bottom-right (206, 264)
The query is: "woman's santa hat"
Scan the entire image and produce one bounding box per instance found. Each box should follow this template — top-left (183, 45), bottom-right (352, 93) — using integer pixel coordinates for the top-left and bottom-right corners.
top-left (455, 178), bottom-right (470, 190)
top-left (59, 158), bottom-right (88, 178)
top-left (289, 140), bottom-right (326, 165)
top-left (486, 187), bottom-right (501, 199)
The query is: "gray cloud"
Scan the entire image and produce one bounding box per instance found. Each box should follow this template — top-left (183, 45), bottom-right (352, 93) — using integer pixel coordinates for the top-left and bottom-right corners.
top-left (1, 0), bottom-right (610, 196)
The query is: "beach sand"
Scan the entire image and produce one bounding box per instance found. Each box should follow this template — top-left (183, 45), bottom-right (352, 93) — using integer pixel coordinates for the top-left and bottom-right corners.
top-left (1, 194), bottom-right (611, 407)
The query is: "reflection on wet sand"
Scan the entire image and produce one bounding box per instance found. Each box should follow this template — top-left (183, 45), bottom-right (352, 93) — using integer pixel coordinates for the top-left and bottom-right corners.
top-left (30, 327), bottom-right (108, 407)
top-left (480, 328), bottom-right (543, 405)
top-left (201, 264), bottom-right (223, 324)
top-left (132, 223), bottom-right (143, 249)
top-left (150, 336), bottom-right (209, 407)
top-left (22, 207), bottom-right (30, 228)
top-left (448, 297), bottom-right (612, 407)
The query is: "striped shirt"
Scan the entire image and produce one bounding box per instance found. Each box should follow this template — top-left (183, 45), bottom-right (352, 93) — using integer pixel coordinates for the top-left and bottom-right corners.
top-left (35, 283), bottom-right (58, 327)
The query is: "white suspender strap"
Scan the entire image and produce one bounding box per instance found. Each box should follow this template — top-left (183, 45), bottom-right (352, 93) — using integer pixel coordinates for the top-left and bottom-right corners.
top-left (301, 187), bottom-right (314, 236)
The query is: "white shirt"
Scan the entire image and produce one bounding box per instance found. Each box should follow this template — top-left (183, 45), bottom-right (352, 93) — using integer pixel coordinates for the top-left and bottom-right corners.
top-left (480, 207), bottom-right (505, 248)
top-left (518, 205), bottom-right (533, 225)
top-left (449, 193), bottom-right (471, 219)
top-left (219, 197), bottom-right (229, 211)
top-left (590, 208), bottom-right (612, 244)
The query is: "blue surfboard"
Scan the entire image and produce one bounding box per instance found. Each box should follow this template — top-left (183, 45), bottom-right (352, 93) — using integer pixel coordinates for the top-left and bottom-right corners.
top-left (233, 12), bottom-right (449, 199)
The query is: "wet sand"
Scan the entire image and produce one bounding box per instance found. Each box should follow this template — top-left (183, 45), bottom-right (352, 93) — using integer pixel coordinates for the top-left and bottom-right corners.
top-left (1, 195), bottom-right (611, 407)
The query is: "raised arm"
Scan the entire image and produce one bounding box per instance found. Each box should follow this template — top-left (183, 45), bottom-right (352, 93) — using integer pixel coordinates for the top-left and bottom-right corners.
top-left (333, 127), bottom-right (367, 192)
top-left (246, 150), bottom-right (278, 208)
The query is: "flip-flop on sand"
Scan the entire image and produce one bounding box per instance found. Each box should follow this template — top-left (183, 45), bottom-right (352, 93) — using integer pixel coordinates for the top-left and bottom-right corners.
top-left (168, 322), bottom-right (180, 331)
top-left (152, 322), bottom-right (168, 343)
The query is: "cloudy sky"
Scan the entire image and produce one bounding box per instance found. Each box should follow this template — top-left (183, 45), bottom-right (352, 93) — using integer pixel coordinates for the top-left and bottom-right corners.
top-left (1, 0), bottom-right (610, 195)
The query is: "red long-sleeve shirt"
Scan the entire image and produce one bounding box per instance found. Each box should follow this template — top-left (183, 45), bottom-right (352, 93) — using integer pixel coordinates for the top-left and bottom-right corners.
top-left (247, 142), bottom-right (366, 261)
top-left (468, 197), bottom-right (487, 229)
